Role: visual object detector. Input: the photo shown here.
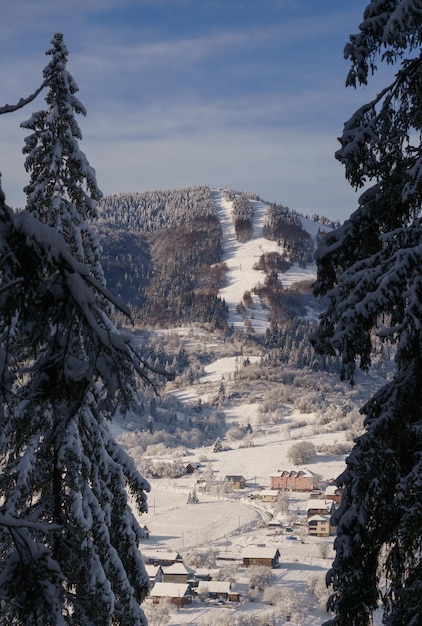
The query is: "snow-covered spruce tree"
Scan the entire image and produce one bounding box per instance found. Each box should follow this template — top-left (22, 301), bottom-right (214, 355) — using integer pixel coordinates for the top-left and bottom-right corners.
top-left (311, 4), bottom-right (422, 626)
top-left (0, 176), bottom-right (156, 625)
top-left (0, 61), bottom-right (163, 623)
top-left (21, 33), bottom-right (104, 282)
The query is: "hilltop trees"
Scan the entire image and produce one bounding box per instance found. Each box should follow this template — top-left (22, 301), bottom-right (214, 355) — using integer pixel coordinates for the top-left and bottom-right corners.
top-left (312, 3), bottom-right (422, 625)
top-left (0, 34), bottom-right (159, 625)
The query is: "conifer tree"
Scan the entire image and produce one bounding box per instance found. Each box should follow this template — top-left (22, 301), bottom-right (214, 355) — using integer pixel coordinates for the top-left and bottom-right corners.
top-left (0, 35), bottom-right (166, 626)
top-left (21, 33), bottom-right (103, 281)
top-left (312, 3), bottom-right (422, 625)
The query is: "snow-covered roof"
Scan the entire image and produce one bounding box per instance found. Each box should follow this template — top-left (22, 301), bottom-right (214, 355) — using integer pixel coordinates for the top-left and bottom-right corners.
top-left (271, 469), bottom-right (315, 477)
top-left (162, 562), bottom-right (195, 576)
top-left (261, 489), bottom-right (279, 496)
top-left (197, 580), bottom-right (232, 594)
top-left (325, 485), bottom-right (340, 496)
top-left (144, 551), bottom-right (182, 562)
top-left (308, 514), bottom-right (331, 523)
top-left (144, 564), bottom-right (163, 577)
top-left (242, 546), bottom-right (280, 559)
top-left (151, 583), bottom-right (191, 598)
top-left (306, 499), bottom-right (331, 510)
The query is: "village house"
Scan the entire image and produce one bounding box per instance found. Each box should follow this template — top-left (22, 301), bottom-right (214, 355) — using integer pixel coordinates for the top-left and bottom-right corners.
top-left (306, 499), bottom-right (335, 519)
top-left (225, 475), bottom-right (246, 489)
top-left (185, 462), bottom-right (201, 474)
top-left (260, 489), bottom-right (279, 502)
top-left (144, 551), bottom-right (183, 567)
top-left (150, 582), bottom-right (193, 607)
top-left (242, 546), bottom-right (280, 568)
top-left (162, 562), bottom-right (195, 584)
top-left (144, 564), bottom-right (163, 586)
top-left (267, 519), bottom-right (283, 533)
top-left (308, 514), bottom-right (336, 537)
top-left (270, 468), bottom-right (315, 491)
top-left (141, 525), bottom-right (150, 540)
top-left (325, 484), bottom-right (343, 506)
top-left (196, 580), bottom-right (240, 602)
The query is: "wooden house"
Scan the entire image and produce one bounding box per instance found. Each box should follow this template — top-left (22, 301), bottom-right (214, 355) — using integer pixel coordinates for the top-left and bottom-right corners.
top-left (270, 469), bottom-right (315, 491)
top-left (325, 484), bottom-right (343, 506)
top-left (185, 462), bottom-right (201, 474)
top-left (151, 582), bottom-right (193, 607)
top-left (242, 546), bottom-right (280, 568)
top-left (162, 562), bottom-right (195, 584)
top-left (306, 499), bottom-right (335, 519)
top-left (267, 519), bottom-right (283, 533)
top-left (197, 580), bottom-right (240, 602)
top-left (260, 489), bottom-right (279, 502)
top-left (144, 564), bottom-right (163, 586)
top-left (225, 475), bottom-right (246, 489)
top-left (308, 514), bottom-right (336, 537)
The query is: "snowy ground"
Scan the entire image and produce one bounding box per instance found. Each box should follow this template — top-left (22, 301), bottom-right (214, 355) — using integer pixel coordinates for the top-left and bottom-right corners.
top-left (211, 189), bottom-right (317, 334)
top-left (125, 352), bottom-right (350, 625)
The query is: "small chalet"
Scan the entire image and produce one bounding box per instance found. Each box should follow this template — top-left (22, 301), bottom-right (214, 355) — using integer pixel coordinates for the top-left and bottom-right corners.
top-left (260, 489), bottom-right (279, 503)
top-left (242, 546), bottom-right (280, 568)
top-left (267, 519), bottom-right (283, 533)
top-left (162, 562), bottom-right (195, 584)
top-left (197, 580), bottom-right (240, 602)
top-left (306, 499), bottom-right (335, 519)
top-left (141, 525), bottom-right (150, 540)
top-left (194, 568), bottom-right (212, 582)
top-left (270, 469), bottom-right (315, 491)
top-left (151, 582), bottom-right (193, 607)
top-left (144, 564), bottom-right (163, 585)
top-left (225, 475), bottom-right (246, 489)
top-left (144, 551), bottom-right (183, 567)
top-left (308, 514), bottom-right (336, 537)
top-left (325, 485), bottom-right (343, 506)
top-left (185, 462), bottom-right (201, 474)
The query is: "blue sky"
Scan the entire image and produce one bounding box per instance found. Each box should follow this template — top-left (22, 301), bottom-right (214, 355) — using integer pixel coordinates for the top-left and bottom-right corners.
top-left (0, 1), bottom-right (378, 221)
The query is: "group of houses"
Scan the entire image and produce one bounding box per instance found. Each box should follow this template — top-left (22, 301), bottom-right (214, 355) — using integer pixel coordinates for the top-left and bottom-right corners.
top-left (262, 469), bottom-right (343, 538)
top-left (143, 545), bottom-right (282, 607)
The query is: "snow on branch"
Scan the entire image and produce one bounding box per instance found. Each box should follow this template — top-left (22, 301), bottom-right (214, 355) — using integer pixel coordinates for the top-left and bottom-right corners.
top-left (0, 78), bottom-right (50, 115)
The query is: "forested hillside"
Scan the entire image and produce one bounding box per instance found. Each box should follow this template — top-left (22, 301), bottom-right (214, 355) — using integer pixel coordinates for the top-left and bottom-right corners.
top-left (96, 185), bottom-right (324, 329)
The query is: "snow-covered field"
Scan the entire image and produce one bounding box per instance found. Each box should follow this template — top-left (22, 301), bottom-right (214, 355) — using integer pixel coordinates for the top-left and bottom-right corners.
top-left (121, 350), bottom-right (350, 625)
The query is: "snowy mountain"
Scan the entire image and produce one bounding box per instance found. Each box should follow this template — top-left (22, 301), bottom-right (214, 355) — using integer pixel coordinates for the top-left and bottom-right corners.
top-left (97, 185), bottom-right (331, 332)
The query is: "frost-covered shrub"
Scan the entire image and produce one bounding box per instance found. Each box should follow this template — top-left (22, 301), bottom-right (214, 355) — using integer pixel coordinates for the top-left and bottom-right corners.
top-left (144, 460), bottom-right (186, 479)
top-left (316, 441), bottom-right (351, 455)
top-left (184, 548), bottom-right (218, 569)
top-left (225, 424), bottom-right (245, 441)
top-left (214, 564), bottom-right (238, 583)
top-left (143, 598), bottom-right (171, 626)
top-left (307, 573), bottom-right (330, 610)
top-left (247, 565), bottom-right (274, 591)
top-left (287, 441), bottom-right (316, 465)
top-left (293, 392), bottom-right (322, 413)
top-left (263, 586), bottom-right (281, 606)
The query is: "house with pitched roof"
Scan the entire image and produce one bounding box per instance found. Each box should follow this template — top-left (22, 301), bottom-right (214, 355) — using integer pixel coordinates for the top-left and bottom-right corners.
top-left (151, 582), bottom-right (193, 607)
top-left (242, 546), bottom-right (280, 568)
top-left (197, 580), bottom-right (240, 602)
top-left (308, 514), bottom-right (336, 537)
top-left (162, 562), bottom-right (195, 584)
top-left (270, 468), bottom-right (315, 491)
